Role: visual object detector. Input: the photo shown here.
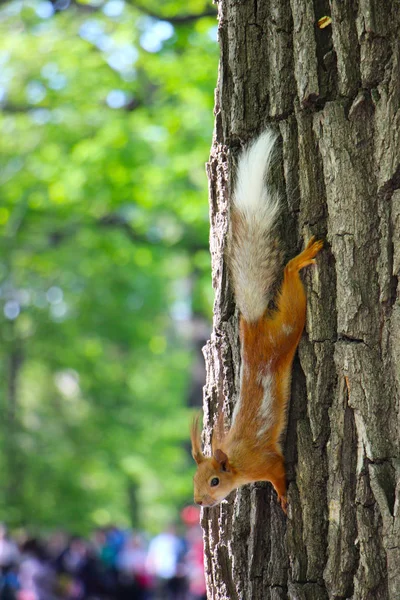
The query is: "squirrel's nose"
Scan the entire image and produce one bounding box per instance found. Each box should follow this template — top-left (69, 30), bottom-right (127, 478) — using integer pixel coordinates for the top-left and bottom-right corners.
top-left (195, 499), bottom-right (203, 506)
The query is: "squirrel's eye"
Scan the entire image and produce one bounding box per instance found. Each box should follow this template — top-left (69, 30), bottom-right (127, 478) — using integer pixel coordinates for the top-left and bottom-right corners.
top-left (210, 477), bottom-right (220, 487)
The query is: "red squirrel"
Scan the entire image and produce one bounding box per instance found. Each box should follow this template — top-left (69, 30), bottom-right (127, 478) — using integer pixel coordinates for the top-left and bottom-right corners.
top-left (191, 130), bottom-right (323, 512)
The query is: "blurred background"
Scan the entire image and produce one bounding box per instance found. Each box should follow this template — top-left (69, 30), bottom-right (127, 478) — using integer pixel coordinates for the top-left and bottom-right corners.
top-left (0, 0), bottom-right (217, 597)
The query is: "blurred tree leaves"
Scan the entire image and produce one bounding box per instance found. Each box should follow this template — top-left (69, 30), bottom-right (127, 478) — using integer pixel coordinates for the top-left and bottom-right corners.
top-left (0, 0), bottom-right (217, 532)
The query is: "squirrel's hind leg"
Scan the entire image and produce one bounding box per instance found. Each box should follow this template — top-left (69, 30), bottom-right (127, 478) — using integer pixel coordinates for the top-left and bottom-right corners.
top-left (266, 237), bottom-right (323, 356)
top-left (287, 236), bottom-right (323, 272)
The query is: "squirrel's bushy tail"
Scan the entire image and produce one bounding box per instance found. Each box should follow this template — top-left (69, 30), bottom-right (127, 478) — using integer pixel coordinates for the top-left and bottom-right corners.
top-left (228, 130), bottom-right (282, 323)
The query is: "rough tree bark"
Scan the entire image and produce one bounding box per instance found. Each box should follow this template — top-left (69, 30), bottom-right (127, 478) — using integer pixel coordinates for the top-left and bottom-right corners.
top-left (202, 1), bottom-right (400, 598)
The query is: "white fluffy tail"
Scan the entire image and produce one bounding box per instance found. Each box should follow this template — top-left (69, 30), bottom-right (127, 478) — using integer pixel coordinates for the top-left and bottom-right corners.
top-left (228, 130), bottom-right (282, 323)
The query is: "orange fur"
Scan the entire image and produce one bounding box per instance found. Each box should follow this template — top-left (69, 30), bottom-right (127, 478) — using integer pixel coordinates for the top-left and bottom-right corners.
top-left (191, 237), bottom-right (323, 512)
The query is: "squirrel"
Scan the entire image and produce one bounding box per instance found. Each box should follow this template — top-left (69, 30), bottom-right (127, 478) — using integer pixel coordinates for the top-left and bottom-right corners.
top-left (191, 130), bottom-right (323, 512)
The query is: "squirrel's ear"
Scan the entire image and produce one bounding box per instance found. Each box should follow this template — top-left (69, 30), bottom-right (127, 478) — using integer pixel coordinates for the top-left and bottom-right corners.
top-left (190, 414), bottom-right (205, 465)
top-left (213, 449), bottom-right (231, 472)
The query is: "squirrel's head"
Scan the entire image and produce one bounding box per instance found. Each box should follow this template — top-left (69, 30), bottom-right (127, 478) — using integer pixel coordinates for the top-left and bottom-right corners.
top-left (190, 415), bottom-right (237, 507)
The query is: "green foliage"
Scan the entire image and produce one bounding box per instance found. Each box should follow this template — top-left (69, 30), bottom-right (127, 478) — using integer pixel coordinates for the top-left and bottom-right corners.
top-left (0, 0), bottom-right (217, 533)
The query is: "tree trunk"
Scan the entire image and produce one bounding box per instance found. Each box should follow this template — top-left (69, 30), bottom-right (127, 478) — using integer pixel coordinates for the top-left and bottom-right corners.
top-left (202, 1), bottom-right (400, 598)
top-left (3, 344), bottom-right (24, 522)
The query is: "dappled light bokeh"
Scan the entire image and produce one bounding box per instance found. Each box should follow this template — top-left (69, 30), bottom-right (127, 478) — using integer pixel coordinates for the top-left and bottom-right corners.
top-left (0, 0), bottom-right (218, 535)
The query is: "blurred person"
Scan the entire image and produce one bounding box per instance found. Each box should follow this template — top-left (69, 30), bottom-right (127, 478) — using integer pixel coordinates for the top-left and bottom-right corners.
top-left (78, 542), bottom-right (112, 600)
top-left (89, 531), bottom-right (106, 563)
top-left (54, 536), bottom-right (87, 600)
top-left (146, 526), bottom-right (186, 600)
top-left (55, 536), bottom-right (86, 575)
top-left (117, 535), bottom-right (146, 576)
top-left (0, 566), bottom-right (19, 600)
top-left (184, 527), bottom-right (206, 600)
top-left (56, 536), bottom-right (115, 600)
top-left (100, 528), bottom-right (124, 572)
top-left (116, 535), bottom-right (151, 600)
top-left (179, 508), bottom-right (206, 600)
top-left (17, 538), bottom-right (56, 600)
top-left (88, 530), bottom-right (117, 598)
top-left (0, 526), bottom-right (19, 574)
top-left (0, 526), bottom-right (20, 600)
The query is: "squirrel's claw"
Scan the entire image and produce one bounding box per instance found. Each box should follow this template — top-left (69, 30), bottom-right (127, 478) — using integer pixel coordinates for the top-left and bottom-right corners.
top-left (278, 494), bottom-right (288, 514)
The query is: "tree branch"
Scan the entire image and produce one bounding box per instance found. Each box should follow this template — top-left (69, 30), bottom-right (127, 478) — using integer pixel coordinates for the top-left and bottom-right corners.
top-left (62, 0), bottom-right (217, 24)
top-left (1, 103), bottom-right (32, 113)
top-left (97, 213), bottom-right (208, 252)
top-left (47, 212), bottom-right (207, 253)
top-left (129, 2), bottom-right (217, 24)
